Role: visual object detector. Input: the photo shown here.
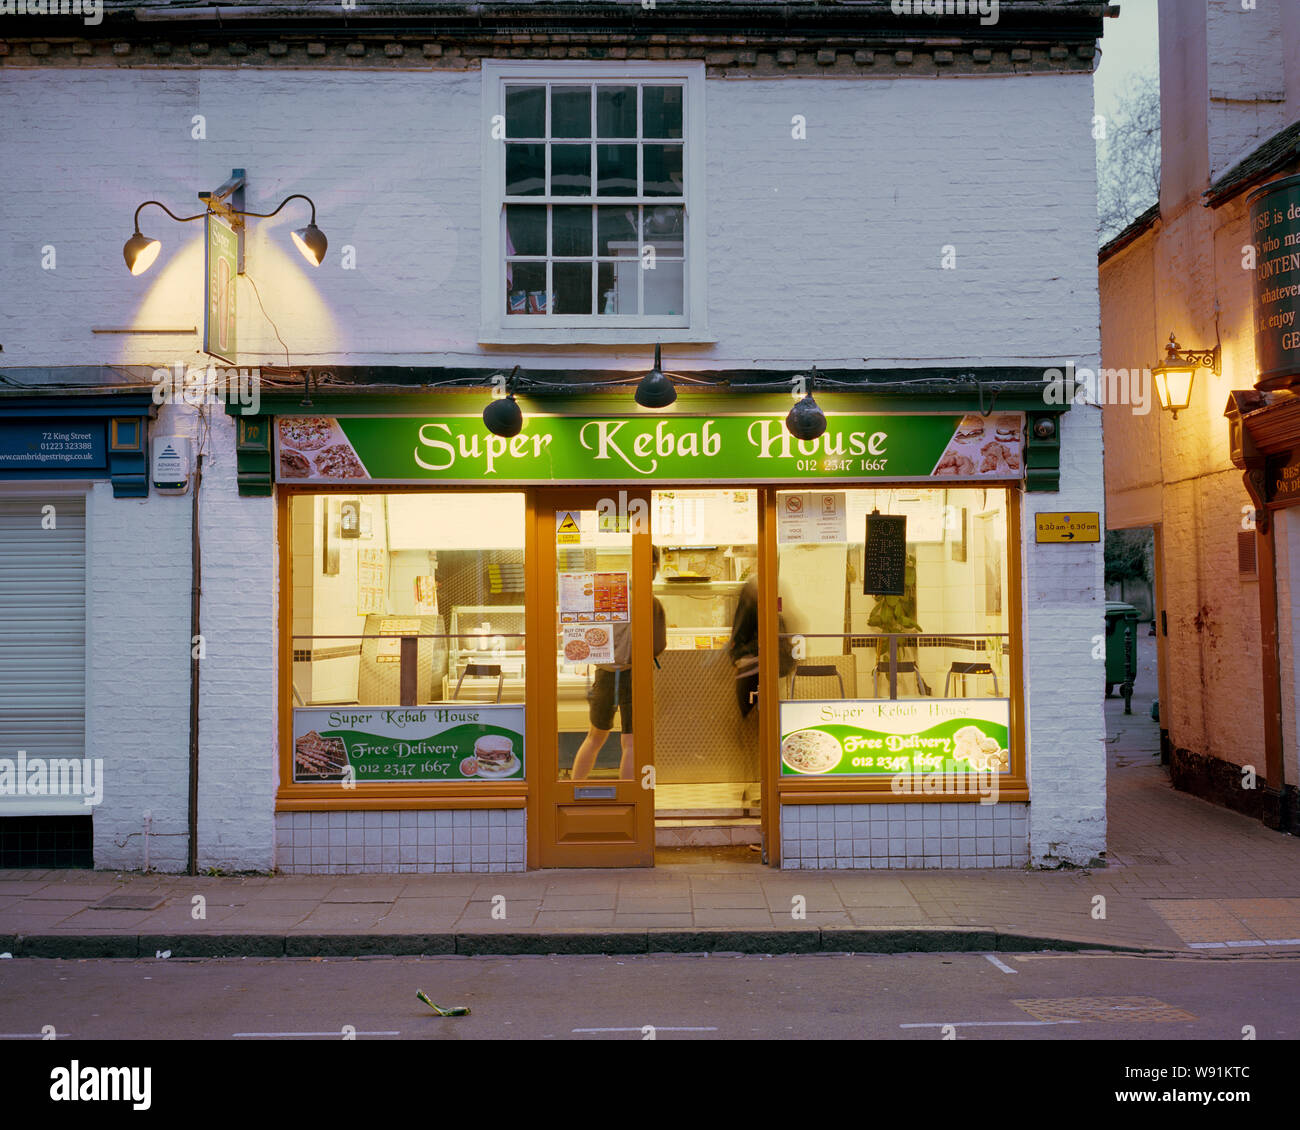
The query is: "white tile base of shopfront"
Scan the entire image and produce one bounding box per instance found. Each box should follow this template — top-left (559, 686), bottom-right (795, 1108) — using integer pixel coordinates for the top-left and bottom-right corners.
top-left (274, 804), bottom-right (1030, 872)
top-left (275, 809), bottom-right (525, 874)
top-left (780, 803), bottom-right (1029, 869)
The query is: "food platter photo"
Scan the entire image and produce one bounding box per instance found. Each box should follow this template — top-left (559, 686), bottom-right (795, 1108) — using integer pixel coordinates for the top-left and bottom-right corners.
top-left (780, 729), bottom-right (843, 775)
top-left (277, 415), bottom-right (370, 481)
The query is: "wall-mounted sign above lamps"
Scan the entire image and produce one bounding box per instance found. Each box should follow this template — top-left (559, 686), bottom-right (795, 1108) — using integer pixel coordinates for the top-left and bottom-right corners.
top-left (1152, 331), bottom-right (1220, 419)
top-left (122, 169), bottom-right (326, 365)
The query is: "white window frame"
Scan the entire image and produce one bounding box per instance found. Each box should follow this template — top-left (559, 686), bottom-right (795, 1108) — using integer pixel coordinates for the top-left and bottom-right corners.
top-left (480, 60), bottom-right (710, 345)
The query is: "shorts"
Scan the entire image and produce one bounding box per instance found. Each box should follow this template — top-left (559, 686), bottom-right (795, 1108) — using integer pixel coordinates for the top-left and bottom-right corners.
top-left (588, 666), bottom-right (632, 732)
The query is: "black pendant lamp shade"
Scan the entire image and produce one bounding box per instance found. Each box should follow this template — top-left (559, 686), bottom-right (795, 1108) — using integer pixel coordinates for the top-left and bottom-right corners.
top-left (291, 222), bottom-right (328, 267)
top-left (483, 366), bottom-right (524, 437)
top-left (635, 344), bottom-right (678, 408)
top-left (786, 370), bottom-right (827, 440)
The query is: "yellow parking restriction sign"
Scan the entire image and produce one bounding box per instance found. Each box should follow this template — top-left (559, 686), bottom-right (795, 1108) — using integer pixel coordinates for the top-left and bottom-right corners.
top-left (1035, 512), bottom-right (1101, 543)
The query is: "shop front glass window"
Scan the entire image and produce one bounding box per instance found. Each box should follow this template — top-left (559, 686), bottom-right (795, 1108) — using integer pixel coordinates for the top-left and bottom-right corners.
top-left (650, 490), bottom-right (761, 820)
top-left (554, 508), bottom-right (634, 780)
top-left (288, 492), bottom-right (526, 785)
top-left (776, 488), bottom-right (1011, 784)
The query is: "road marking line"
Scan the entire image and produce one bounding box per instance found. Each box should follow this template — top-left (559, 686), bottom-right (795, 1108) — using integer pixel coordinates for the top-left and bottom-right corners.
top-left (232, 1031), bottom-right (400, 1038)
top-left (899, 1020), bottom-right (1082, 1028)
top-left (983, 954), bottom-right (1017, 974)
top-left (0, 1034), bottom-right (66, 1039)
top-left (1186, 939), bottom-right (1300, 949)
top-left (572, 1026), bottom-right (719, 1033)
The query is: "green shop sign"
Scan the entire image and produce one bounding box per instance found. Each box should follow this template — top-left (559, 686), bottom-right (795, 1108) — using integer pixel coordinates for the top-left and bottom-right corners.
top-left (204, 213), bottom-right (238, 364)
top-left (276, 411), bottom-right (1025, 484)
top-left (779, 700), bottom-right (1011, 777)
top-left (292, 705), bottom-right (524, 783)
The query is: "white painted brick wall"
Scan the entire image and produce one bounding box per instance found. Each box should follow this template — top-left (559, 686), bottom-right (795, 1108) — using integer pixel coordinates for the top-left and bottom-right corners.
top-left (0, 68), bottom-right (1100, 370)
top-left (1023, 389), bottom-right (1107, 865)
top-left (1205, 0), bottom-right (1290, 180)
top-left (195, 408), bottom-right (277, 871)
top-left (88, 402), bottom-right (195, 871)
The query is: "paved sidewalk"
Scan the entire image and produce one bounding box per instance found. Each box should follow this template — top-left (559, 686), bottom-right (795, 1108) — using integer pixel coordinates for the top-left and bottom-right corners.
top-left (3, 633), bottom-right (1299, 958)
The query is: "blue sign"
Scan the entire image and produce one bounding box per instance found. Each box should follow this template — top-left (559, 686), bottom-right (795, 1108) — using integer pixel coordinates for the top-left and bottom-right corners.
top-left (0, 421), bottom-right (107, 470)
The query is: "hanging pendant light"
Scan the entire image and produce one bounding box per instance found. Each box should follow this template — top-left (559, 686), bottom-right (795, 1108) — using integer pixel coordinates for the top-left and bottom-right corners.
top-left (483, 365), bottom-right (524, 437)
top-left (785, 367), bottom-right (827, 440)
top-left (635, 344), bottom-right (677, 408)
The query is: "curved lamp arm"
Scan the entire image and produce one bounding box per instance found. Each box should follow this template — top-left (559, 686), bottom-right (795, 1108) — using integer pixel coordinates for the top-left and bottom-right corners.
top-left (234, 193), bottom-right (316, 223)
top-left (131, 199), bottom-right (208, 233)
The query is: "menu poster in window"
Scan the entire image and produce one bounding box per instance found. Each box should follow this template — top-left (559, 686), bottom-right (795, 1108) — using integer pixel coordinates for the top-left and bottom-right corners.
top-left (357, 548), bottom-right (386, 615)
top-left (562, 623), bottom-right (614, 665)
top-left (558, 572), bottom-right (629, 624)
top-left (413, 575), bottom-right (438, 614)
top-left (376, 618), bottom-right (420, 663)
top-left (863, 512), bottom-right (907, 595)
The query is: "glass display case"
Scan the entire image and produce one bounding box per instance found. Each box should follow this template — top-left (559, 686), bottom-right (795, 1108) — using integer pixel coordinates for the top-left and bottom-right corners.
top-left (444, 605), bottom-right (526, 702)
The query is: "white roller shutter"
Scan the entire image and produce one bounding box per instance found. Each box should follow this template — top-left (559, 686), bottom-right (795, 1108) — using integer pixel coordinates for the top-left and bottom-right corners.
top-left (0, 495), bottom-right (86, 815)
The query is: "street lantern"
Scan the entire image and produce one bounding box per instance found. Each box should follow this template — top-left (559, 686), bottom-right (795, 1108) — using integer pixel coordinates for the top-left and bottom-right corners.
top-left (1152, 331), bottom-right (1220, 419)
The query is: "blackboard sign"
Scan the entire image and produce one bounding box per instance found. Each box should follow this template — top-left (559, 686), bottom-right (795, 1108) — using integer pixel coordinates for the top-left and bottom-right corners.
top-left (864, 512), bottom-right (907, 595)
top-left (1250, 174), bottom-right (1300, 388)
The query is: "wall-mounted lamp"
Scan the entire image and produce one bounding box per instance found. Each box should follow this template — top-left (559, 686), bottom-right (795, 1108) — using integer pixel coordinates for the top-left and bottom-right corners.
top-left (483, 366), bottom-right (524, 437)
top-left (635, 344), bottom-right (678, 408)
top-left (785, 367), bottom-right (827, 440)
top-left (1153, 331), bottom-right (1220, 419)
top-left (123, 185), bottom-right (327, 275)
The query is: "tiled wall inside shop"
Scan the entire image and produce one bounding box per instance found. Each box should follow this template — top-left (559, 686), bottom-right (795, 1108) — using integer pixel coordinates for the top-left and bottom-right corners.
top-left (275, 810), bottom-right (525, 873)
top-left (780, 803), bottom-right (1028, 869)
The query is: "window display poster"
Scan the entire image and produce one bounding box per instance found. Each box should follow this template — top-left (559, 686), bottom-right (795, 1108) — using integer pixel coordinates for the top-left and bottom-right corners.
top-left (777, 491), bottom-right (847, 544)
top-left (293, 704), bottom-right (524, 782)
top-left (558, 572), bottom-right (629, 624)
top-left (779, 699), bottom-right (1011, 776)
top-left (562, 623), bottom-right (615, 664)
top-left (413, 575), bottom-right (438, 614)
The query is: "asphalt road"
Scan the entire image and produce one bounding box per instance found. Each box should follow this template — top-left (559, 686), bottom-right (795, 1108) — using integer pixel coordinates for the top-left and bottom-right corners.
top-left (2, 950), bottom-right (1298, 1041)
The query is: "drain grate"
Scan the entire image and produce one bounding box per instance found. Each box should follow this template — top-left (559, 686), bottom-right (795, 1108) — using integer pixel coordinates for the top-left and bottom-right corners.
top-left (1012, 997), bottom-right (1196, 1023)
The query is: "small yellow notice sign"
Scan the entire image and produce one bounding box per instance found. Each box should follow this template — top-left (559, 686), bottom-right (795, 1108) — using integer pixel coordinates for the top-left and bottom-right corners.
top-left (1035, 512), bottom-right (1101, 543)
top-left (556, 511), bottom-right (581, 544)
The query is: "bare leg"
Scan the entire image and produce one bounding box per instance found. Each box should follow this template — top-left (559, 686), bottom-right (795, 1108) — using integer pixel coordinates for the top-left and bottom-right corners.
top-left (571, 726), bottom-right (610, 781)
top-left (618, 733), bottom-right (635, 781)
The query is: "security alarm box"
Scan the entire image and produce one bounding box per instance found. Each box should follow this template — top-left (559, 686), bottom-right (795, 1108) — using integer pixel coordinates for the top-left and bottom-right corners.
top-left (151, 435), bottom-right (192, 492)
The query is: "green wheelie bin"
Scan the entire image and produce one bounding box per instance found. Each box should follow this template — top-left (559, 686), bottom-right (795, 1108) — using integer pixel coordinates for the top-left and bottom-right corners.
top-left (1104, 601), bottom-right (1139, 713)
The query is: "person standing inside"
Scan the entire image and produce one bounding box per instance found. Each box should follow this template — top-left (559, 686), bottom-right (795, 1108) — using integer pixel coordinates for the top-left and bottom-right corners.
top-left (571, 547), bottom-right (667, 780)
